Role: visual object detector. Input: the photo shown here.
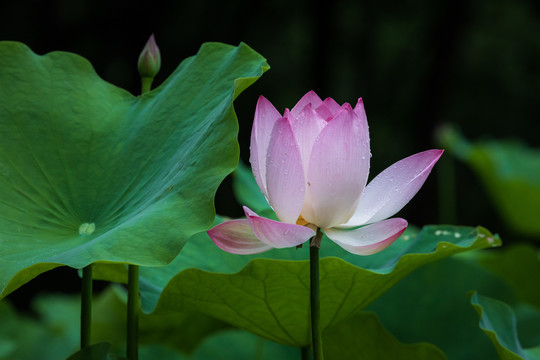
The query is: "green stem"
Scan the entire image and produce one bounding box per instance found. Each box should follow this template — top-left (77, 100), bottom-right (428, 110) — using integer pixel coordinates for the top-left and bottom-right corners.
top-left (81, 265), bottom-right (93, 349)
top-left (310, 228), bottom-right (324, 360)
top-left (126, 66), bottom-right (152, 360)
top-left (301, 346), bottom-right (310, 360)
top-left (127, 264), bottom-right (140, 360)
top-left (141, 77), bottom-right (153, 94)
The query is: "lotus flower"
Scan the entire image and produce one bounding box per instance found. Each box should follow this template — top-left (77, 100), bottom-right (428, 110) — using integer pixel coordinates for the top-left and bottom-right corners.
top-left (208, 91), bottom-right (442, 255)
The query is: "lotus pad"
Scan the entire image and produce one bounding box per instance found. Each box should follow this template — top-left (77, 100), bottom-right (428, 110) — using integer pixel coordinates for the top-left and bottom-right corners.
top-left (0, 41), bottom-right (268, 298)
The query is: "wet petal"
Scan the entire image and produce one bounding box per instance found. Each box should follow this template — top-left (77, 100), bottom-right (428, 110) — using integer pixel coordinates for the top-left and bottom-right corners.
top-left (244, 207), bottom-right (316, 248)
top-left (322, 97), bottom-right (341, 118)
top-left (288, 104), bottom-right (327, 177)
top-left (313, 102), bottom-right (333, 120)
top-left (208, 219), bottom-right (272, 255)
top-left (341, 149), bottom-right (443, 228)
top-left (325, 218), bottom-right (407, 255)
top-left (304, 104), bottom-right (370, 228)
top-left (250, 96), bottom-right (282, 197)
top-left (353, 98), bottom-right (370, 153)
top-left (265, 117), bottom-right (306, 223)
top-left (353, 98), bottom-right (368, 127)
top-left (291, 90), bottom-right (323, 118)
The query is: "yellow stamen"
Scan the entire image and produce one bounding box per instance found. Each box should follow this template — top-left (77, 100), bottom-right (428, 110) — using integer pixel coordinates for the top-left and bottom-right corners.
top-left (297, 215), bottom-right (318, 232)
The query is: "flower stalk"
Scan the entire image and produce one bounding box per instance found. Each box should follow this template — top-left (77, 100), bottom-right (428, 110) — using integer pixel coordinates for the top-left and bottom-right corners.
top-left (127, 264), bottom-right (139, 360)
top-left (126, 35), bottom-right (161, 360)
top-left (80, 264), bottom-right (93, 349)
top-left (310, 228), bottom-right (324, 360)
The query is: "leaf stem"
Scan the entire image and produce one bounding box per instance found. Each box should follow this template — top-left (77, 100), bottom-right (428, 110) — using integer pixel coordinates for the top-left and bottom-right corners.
top-left (81, 264), bottom-right (93, 349)
top-left (301, 346), bottom-right (310, 360)
top-left (127, 264), bottom-right (140, 360)
top-left (310, 228), bottom-right (324, 360)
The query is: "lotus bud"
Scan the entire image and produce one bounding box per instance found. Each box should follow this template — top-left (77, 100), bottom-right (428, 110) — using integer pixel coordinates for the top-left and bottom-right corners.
top-left (138, 34), bottom-right (161, 92)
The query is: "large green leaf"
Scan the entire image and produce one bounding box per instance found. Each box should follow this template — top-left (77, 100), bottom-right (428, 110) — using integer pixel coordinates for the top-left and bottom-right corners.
top-left (323, 312), bottom-right (446, 360)
top-left (470, 292), bottom-right (540, 360)
top-left (368, 253), bottom-right (513, 360)
top-left (95, 223), bottom-right (500, 347)
top-left (473, 244), bottom-right (540, 350)
top-left (172, 313), bottom-right (445, 360)
top-left (370, 244), bottom-right (540, 360)
top-left (231, 160), bottom-right (269, 213)
top-left (476, 244), bottom-right (540, 310)
top-left (440, 127), bottom-right (540, 236)
top-left (0, 41), bottom-right (268, 298)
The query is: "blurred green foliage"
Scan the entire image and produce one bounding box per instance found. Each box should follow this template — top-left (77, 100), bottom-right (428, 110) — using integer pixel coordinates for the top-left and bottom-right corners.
top-left (440, 127), bottom-right (540, 238)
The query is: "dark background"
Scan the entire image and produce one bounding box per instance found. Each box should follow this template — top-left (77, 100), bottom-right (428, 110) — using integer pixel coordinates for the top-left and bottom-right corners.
top-left (2, 0), bottom-right (540, 304)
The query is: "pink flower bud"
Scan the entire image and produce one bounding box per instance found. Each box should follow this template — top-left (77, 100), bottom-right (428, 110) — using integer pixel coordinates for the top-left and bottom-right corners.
top-left (138, 34), bottom-right (161, 79)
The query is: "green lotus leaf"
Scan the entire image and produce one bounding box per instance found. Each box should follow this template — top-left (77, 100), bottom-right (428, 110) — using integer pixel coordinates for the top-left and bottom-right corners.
top-left (232, 160), bottom-right (270, 213)
top-left (168, 313), bottom-right (445, 360)
top-left (470, 292), bottom-right (540, 360)
top-left (476, 244), bottom-right (540, 310)
top-left (0, 41), bottom-right (268, 299)
top-left (440, 126), bottom-right (540, 237)
top-left (323, 312), bottom-right (446, 360)
top-left (369, 252), bottom-right (515, 360)
top-left (93, 222), bottom-right (500, 348)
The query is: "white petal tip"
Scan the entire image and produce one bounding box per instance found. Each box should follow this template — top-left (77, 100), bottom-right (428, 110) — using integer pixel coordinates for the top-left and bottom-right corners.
top-left (326, 218), bottom-right (407, 255)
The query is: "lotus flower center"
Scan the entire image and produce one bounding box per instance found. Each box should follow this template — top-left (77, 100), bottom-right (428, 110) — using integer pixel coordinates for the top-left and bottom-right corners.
top-left (296, 216), bottom-right (317, 232)
top-left (79, 222), bottom-right (96, 236)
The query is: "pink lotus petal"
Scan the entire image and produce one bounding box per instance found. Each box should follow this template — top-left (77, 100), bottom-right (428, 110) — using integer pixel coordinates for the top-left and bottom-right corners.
top-left (325, 218), bottom-right (407, 255)
top-left (313, 102), bottom-right (333, 121)
top-left (265, 117), bottom-right (306, 223)
top-left (250, 96), bottom-right (282, 197)
top-left (353, 98), bottom-right (368, 125)
top-left (244, 207), bottom-right (316, 248)
top-left (288, 104), bottom-right (327, 177)
top-left (341, 149), bottom-right (444, 228)
top-left (354, 98), bottom-right (369, 131)
top-left (322, 97), bottom-right (341, 117)
top-left (208, 219), bottom-right (272, 255)
top-left (291, 91), bottom-right (323, 118)
top-left (305, 105), bottom-right (370, 228)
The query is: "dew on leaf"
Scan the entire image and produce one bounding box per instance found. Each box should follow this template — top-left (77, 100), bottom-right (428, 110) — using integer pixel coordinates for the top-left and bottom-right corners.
top-left (79, 223), bottom-right (95, 236)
